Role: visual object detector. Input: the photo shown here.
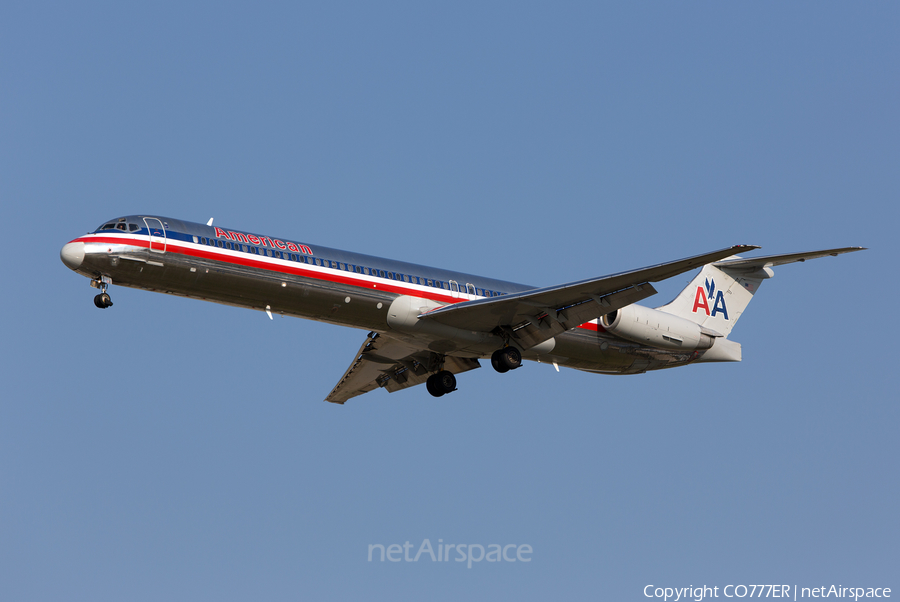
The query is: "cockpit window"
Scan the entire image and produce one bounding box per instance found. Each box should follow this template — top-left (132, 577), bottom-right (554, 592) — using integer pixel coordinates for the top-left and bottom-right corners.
top-left (116, 223), bottom-right (127, 231)
top-left (100, 222), bottom-right (116, 230)
top-left (129, 223), bottom-right (139, 231)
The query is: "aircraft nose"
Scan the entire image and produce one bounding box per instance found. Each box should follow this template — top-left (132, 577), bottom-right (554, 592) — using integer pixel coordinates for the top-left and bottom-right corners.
top-left (60, 241), bottom-right (85, 270)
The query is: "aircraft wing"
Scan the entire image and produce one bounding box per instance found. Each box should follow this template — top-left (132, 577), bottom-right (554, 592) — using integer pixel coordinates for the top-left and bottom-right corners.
top-left (325, 331), bottom-right (480, 404)
top-left (418, 245), bottom-right (759, 349)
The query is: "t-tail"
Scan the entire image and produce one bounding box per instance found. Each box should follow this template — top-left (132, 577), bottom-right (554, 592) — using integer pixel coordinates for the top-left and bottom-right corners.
top-left (655, 247), bottom-right (865, 362)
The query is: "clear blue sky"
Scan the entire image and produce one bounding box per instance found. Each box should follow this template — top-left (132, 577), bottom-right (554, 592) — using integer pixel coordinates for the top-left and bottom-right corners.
top-left (2, 2), bottom-right (896, 600)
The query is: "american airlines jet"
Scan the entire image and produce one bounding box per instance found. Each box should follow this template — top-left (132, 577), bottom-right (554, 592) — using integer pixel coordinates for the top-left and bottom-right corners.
top-left (60, 215), bottom-right (863, 403)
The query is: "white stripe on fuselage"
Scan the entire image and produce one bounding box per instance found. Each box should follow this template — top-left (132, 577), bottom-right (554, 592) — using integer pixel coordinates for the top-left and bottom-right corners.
top-left (79, 232), bottom-right (484, 303)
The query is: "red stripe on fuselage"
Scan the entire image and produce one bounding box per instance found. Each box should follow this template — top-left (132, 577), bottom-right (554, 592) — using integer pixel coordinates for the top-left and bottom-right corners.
top-left (74, 234), bottom-right (462, 303)
top-left (73, 234), bottom-right (605, 332)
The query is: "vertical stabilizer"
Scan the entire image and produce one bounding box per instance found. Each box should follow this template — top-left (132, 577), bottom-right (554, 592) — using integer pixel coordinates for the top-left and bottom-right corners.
top-left (656, 262), bottom-right (766, 337)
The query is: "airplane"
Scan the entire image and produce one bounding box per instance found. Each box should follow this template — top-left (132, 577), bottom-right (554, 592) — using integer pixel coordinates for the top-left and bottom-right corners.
top-left (60, 215), bottom-right (863, 403)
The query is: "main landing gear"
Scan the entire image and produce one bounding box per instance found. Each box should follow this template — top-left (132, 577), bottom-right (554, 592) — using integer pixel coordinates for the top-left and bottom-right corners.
top-left (491, 347), bottom-right (522, 373)
top-left (426, 347), bottom-right (521, 397)
top-left (426, 371), bottom-right (457, 397)
top-left (92, 278), bottom-right (113, 309)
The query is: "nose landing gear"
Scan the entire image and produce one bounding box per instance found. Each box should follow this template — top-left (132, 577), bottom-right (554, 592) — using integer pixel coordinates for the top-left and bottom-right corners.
top-left (91, 276), bottom-right (113, 309)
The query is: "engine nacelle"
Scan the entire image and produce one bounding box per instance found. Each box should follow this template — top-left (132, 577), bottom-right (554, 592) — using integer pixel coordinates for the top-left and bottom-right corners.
top-left (600, 304), bottom-right (714, 351)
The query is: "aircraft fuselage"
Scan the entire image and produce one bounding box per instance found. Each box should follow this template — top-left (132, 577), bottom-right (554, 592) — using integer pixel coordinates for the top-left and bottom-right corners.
top-left (60, 215), bottom-right (699, 381)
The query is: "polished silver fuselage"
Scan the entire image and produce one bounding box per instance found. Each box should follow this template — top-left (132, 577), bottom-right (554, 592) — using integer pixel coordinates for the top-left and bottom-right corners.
top-left (61, 215), bottom-right (701, 376)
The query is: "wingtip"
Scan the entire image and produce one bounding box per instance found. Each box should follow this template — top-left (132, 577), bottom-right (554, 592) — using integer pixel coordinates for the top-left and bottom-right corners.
top-left (832, 246), bottom-right (868, 255)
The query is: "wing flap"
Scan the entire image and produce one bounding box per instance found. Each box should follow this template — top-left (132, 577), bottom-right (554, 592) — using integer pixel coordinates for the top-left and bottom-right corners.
top-left (325, 332), bottom-right (480, 404)
top-left (497, 282), bottom-right (657, 349)
top-left (382, 355), bottom-right (480, 394)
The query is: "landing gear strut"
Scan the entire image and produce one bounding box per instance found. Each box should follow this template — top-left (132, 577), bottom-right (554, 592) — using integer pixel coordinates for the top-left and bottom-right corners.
top-left (426, 370), bottom-right (457, 397)
top-left (491, 347), bottom-right (522, 373)
top-left (92, 278), bottom-right (113, 309)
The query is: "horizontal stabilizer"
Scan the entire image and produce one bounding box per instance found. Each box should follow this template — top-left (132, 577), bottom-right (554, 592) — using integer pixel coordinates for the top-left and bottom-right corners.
top-left (714, 247), bottom-right (865, 271)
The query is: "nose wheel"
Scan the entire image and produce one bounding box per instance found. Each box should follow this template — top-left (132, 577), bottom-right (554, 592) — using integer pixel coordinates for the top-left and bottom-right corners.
top-left (94, 292), bottom-right (113, 308)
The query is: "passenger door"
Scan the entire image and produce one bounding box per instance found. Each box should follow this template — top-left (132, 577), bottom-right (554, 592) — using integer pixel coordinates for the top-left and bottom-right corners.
top-left (143, 217), bottom-right (166, 253)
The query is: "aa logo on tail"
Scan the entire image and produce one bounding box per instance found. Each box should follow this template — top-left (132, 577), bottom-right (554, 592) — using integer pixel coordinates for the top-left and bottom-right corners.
top-left (692, 278), bottom-right (729, 320)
